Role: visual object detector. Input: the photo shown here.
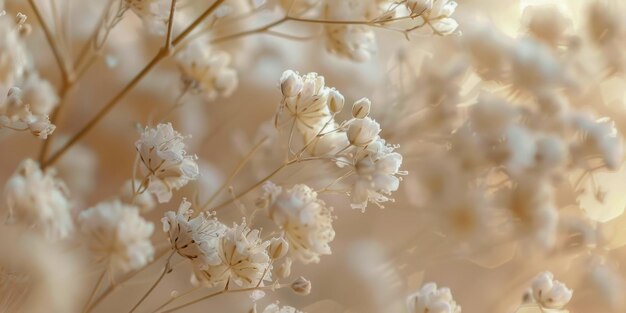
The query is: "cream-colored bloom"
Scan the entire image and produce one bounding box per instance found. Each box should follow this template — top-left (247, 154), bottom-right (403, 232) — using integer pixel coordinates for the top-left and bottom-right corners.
top-left (0, 15), bottom-right (29, 88)
top-left (323, 0), bottom-right (377, 62)
top-left (4, 159), bottom-right (72, 240)
top-left (0, 87), bottom-right (56, 139)
top-left (531, 272), bottom-right (573, 309)
top-left (261, 182), bottom-right (335, 263)
top-left (195, 221), bottom-right (272, 287)
top-left (20, 72), bottom-right (58, 116)
top-left (135, 123), bottom-right (199, 203)
top-left (162, 199), bottom-right (226, 268)
top-left (351, 140), bottom-right (407, 211)
top-left (177, 41), bottom-right (238, 101)
top-left (407, 282), bottom-right (461, 313)
top-left (79, 200), bottom-right (155, 272)
top-left (125, 0), bottom-right (171, 34)
top-left (280, 71), bottom-right (333, 134)
top-left (347, 117), bottom-right (381, 147)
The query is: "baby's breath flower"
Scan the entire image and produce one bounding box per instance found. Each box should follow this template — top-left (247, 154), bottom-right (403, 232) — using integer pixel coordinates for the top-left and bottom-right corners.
top-left (177, 41), bottom-right (239, 101)
top-left (125, 0), bottom-right (172, 35)
top-left (407, 282), bottom-right (461, 313)
top-left (79, 200), bottom-right (155, 272)
top-left (280, 71), bottom-right (333, 134)
top-left (280, 70), bottom-right (303, 98)
top-left (4, 159), bottom-right (72, 240)
top-left (290, 276), bottom-right (311, 295)
top-left (350, 140), bottom-right (407, 211)
top-left (195, 221), bottom-right (272, 287)
top-left (347, 117), bottom-right (381, 147)
top-left (261, 182), bottom-right (335, 264)
top-left (0, 87), bottom-right (56, 139)
top-left (19, 72), bottom-right (58, 116)
top-left (531, 272), bottom-right (573, 309)
top-left (162, 199), bottom-right (226, 268)
top-left (135, 123), bottom-right (199, 203)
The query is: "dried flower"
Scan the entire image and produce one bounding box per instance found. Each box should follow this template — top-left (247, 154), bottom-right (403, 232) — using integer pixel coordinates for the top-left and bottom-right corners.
top-left (195, 221), bottom-right (272, 287)
top-left (351, 97), bottom-right (371, 118)
top-left (135, 123), bottom-right (199, 203)
top-left (162, 199), bottom-right (226, 268)
top-left (407, 282), bottom-right (461, 313)
top-left (177, 41), bottom-right (239, 100)
top-left (79, 200), bottom-right (155, 272)
top-left (261, 182), bottom-right (335, 263)
top-left (531, 272), bottom-right (573, 309)
top-left (4, 159), bottom-right (72, 240)
top-left (347, 117), bottom-right (381, 147)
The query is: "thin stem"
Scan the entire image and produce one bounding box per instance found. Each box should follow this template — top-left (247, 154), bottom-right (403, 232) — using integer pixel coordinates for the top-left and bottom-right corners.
top-left (127, 251), bottom-right (176, 313)
top-left (81, 267), bottom-right (107, 313)
top-left (165, 0), bottom-right (178, 54)
top-left (161, 285), bottom-right (283, 313)
top-left (85, 249), bottom-right (170, 313)
top-left (148, 287), bottom-right (200, 313)
top-left (211, 162), bottom-right (291, 211)
top-left (37, 83), bottom-right (71, 162)
top-left (201, 137), bottom-right (269, 210)
top-left (27, 0), bottom-right (71, 84)
top-left (42, 0), bottom-right (227, 168)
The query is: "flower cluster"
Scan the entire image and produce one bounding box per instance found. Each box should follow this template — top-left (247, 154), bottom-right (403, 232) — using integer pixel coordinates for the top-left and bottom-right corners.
top-left (4, 159), bottom-right (72, 240)
top-left (528, 272), bottom-right (573, 310)
top-left (79, 200), bottom-right (155, 272)
top-left (407, 282), bottom-right (461, 313)
top-left (135, 123), bottom-right (199, 203)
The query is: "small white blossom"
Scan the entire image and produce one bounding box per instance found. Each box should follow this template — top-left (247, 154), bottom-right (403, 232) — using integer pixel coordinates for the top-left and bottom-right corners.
top-left (125, 0), bottom-right (172, 35)
top-left (280, 69), bottom-right (303, 98)
top-left (407, 282), bottom-right (461, 313)
top-left (350, 140), bottom-right (407, 211)
top-left (261, 182), bottom-right (335, 264)
top-left (531, 272), bottom-right (573, 309)
top-left (0, 15), bottom-right (30, 88)
top-left (351, 97), bottom-right (371, 119)
top-left (177, 41), bottom-right (238, 101)
top-left (195, 221), bottom-right (272, 287)
top-left (0, 87), bottom-right (56, 139)
top-left (347, 117), bottom-right (381, 147)
top-left (4, 159), bottom-right (72, 240)
top-left (79, 200), bottom-right (155, 272)
top-left (162, 199), bottom-right (227, 268)
top-left (20, 73), bottom-right (58, 116)
top-left (135, 123), bottom-right (199, 203)
top-left (280, 71), bottom-right (333, 135)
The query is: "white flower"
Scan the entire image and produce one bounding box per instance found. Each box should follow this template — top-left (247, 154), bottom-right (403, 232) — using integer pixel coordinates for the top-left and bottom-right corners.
top-left (4, 159), bottom-right (73, 240)
top-left (261, 303), bottom-right (303, 313)
top-left (79, 200), bottom-right (155, 272)
top-left (177, 41), bottom-right (238, 101)
top-left (125, 0), bottom-right (172, 35)
top-left (504, 125), bottom-right (537, 176)
top-left (351, 97), bottom-right (371, 119)
top-left (135, 123), bottom-right (199, 203)
top-left (162, 199), bottom-right (226, 268)
top-left (411, 0), bottom-right (459, 36)
top-left (569, 114), bottom-right (623, 170)
top-left (350, 140), bottom-right (407, 211)
top-left (347, 117), bottom-right (381, 147)
top-left (280, 72), bottom-right (333, 135)
top-left (324, 25), bottom-right (377, 62)
top-left (531, 272), bottom-right (573, 309)
top-left (0, 87), bottom-right (56, 139)
top-left (407, 282), bottom-right (462, 313)
top-left (406, 0), bottom-right (433, 15)
top-left (280, 70), bottom-right (303, 98)
top-left (261, 182), bottom-right (335, 264)
top-left (194, 221), bottom-right (272, 287)
top-left (20, 72), bottom-right (58, 116)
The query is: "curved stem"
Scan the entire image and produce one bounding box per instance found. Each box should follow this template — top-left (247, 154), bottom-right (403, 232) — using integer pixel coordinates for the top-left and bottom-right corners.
top-left (42, 0), bottom-right (227, 168)
top-left (127, 251), bottom-right (176, 313)
top-left (81, 267), bottom-right (108, 313)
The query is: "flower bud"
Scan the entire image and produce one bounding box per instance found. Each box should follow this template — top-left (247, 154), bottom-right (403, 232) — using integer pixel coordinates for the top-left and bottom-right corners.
top-left (351, 97), bottom-right (371, 118)
top-left (280, 70), bottom-right (303, 97)
top-left (269, 237), bottom-right (289, 260)
top-left (328, 88), bottom-right (345, 113)
top-left (347, 117), bottom-right (381, 147)
top-left (291, 276), bottom-right (311, 295)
